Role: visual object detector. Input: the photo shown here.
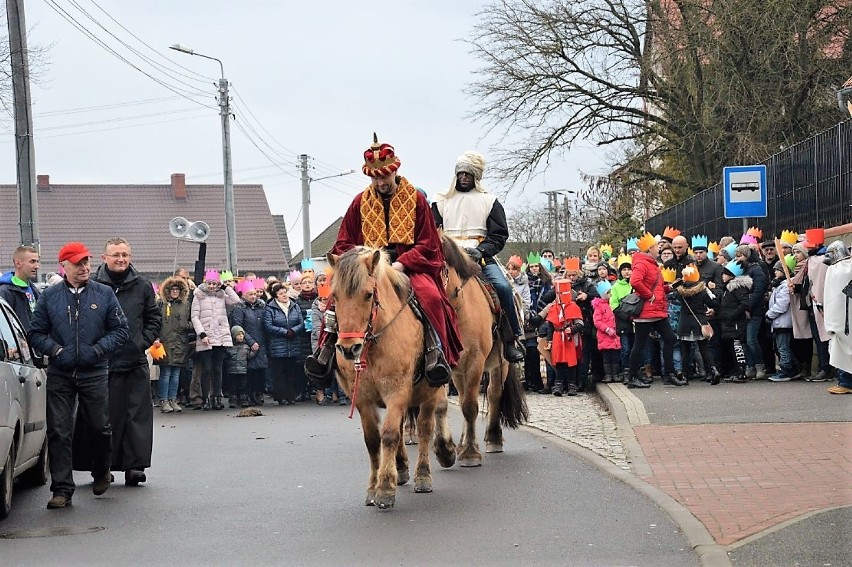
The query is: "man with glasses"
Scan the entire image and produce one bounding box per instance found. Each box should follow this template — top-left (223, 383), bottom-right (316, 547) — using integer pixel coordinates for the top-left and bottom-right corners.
top-left (74, 238), bottom-right (161, 488)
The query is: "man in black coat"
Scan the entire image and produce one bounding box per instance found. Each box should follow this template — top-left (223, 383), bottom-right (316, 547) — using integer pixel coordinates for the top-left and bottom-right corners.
top-left (74, 238), bottom-right (161, 486)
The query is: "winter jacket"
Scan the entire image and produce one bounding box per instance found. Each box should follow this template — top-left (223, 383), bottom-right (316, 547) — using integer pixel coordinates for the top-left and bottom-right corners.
top-left (525, 273), bottom-right (553, 339)
top-left (229, 297), bottom-right (269, 369)
top-left (226, 341), bottom-right (255, 375)
top-left (191, 283), bottom-right (241, 351)
top-left (510, 271), bottom-right (531, 311)
top-left (718, 275), bottom-right (753, 339)
top-left (263, 299), bottom-right (304, 359)
top-left (93, 264), bottom-right (161, 373)
top-left (572, 274), bottom-right (599, 336)
top-left (294, 290), bottom-right (317, 360)
top-left (310, 297), bottom-right (325, 351)
top-left (609, 277), bottom-right (634, 335)
top-left (663, 253), bottom-right (695, 278)
top-left (676, 281), bottom-right (717, 338)
top-left (28, 280), bottom-right (130, 378)
top-left (155, 276), bottom-right (193, 367)
top-left (765, 278), bottom-right (793, 330)
top-left (0, 271), bottom-right (40, 331)
top-left (696, 257), bottom-right (724, 290)
top-left (629, 252), bottom-right (668, 320)
top-left (744, 252), bottom-right (768, 315)
top-left (592, 297), bottom-right (620, 350)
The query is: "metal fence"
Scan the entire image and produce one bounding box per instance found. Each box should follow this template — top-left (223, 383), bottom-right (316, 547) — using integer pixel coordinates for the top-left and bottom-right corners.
top-left (646, 119), bottom-right (851, 239)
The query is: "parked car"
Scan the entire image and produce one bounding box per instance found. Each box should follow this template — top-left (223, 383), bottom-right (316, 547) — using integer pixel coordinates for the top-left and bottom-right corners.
top-left (0, 297), bottom-right (48, 519)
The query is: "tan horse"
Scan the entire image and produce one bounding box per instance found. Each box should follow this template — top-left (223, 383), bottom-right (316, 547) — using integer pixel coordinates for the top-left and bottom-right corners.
top-left (441, 236), bottom-right (529, 466)
top-left (328, 247), bottom-right (456, 509)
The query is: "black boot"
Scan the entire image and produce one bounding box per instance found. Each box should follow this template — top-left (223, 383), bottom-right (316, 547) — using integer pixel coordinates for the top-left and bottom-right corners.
top-left (423, 328), bottom-right (451, 387)
top-left (627, 375), bottom-right (650, 389)
top-left (552, 379), bottom-right (564, 396)
top-left (710, 366), bottom-right (721, 386)
top-left (503, 338), bottom-right (525, 363)
top-left (663, 373), bottom-right (687, 386)
top-left (305, 334), bottom-right (337, 388)
top-left (566, 381), bottom-right (578, 396)
top-left (201, 397), bottom-right (211, 411)
top-left (601, 361), bottom-right (613, 383)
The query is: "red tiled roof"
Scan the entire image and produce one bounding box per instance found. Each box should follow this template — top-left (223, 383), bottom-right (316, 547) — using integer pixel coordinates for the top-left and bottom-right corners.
top-left (0, 180), bottom-right (290, 278)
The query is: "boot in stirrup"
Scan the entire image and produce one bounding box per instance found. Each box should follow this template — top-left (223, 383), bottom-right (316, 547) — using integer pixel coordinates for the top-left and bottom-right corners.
top-left (305, 334), bottom-right (337, 388)
top-left (423, 329), bottom-right (451, 387)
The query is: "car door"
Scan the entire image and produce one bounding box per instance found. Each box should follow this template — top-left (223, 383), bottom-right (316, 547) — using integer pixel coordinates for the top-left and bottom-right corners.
top-left (0, 304), bottom-right (45, 466)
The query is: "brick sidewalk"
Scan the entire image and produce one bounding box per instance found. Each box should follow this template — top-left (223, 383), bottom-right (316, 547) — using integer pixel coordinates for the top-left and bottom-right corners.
top-left (634, 422), bottom-right (852, 545)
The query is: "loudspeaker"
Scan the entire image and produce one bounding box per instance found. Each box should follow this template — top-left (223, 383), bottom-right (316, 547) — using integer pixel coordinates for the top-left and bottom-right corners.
top-left (169, 217), bottom-right (189, 238)
top-left (187, 221), bottom-right (210, 243)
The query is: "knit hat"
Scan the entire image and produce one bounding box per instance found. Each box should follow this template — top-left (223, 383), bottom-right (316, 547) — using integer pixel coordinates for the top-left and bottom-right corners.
top-left (773, 261), bottom-right (784, 273)
top-left (231, 325), bottom-right (245, 339)
top-left (735, 244), bottom-right (752, 259)
top-left (362, 133), bottom-right (401, 178)
top-left (595, 280), bottom-right (612, 296)
top-left (792, 242), bottom-right (808, 256)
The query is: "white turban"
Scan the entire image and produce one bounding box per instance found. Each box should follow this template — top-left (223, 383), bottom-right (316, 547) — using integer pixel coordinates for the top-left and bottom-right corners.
top-left (435, 150), bottom-right (488, 202)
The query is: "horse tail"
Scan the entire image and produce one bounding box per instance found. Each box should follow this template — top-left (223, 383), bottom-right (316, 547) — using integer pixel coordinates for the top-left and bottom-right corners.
top-left (499, 363), bottom-right (529, 428)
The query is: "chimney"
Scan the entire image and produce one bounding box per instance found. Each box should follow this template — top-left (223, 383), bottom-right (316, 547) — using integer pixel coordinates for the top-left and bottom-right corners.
top-left (171, 173), bottom-right (187, 200)
top-left (37, 174), bottom-right (49, 190)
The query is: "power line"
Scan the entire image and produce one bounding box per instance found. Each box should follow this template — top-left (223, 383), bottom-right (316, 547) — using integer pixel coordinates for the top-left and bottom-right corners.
top-left (38, 106), bottom-right (207, 131)
top-left (34, 96), bottom-right (182, 116)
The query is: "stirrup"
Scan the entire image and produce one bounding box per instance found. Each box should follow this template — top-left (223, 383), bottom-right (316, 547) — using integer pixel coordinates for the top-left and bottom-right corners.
top-left (503, 339), bottom-right (525, 363)
top-left (424, 346), bottom-right (451, 387)
top-left (305, 336), bottom-right (336, 388)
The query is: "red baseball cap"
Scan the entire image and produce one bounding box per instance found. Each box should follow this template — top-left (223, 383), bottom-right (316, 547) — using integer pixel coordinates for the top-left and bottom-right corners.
top-left (58, 242), bottom-right (92, 263)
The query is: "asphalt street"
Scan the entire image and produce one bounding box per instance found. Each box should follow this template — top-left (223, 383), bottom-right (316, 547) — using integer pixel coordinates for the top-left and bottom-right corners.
top-left (1, 401), bottom-right (699, 567)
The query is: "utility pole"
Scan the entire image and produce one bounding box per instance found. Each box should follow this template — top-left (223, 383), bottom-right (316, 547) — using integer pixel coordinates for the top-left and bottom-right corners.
top-left (300, 154), bottom-right (312, 261)
top-left (563, 194), bottom-right (571, 257)
top-left (7, 0), bottom-right (39, 248)
top-left (541, 191), bottom-right (561, 256)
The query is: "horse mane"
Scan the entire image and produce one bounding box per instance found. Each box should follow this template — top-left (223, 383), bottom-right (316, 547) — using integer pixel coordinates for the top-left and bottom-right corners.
top-left (440, 234), bottom-right (482, 281)
top-left (333, 246), bottom-right (409, 300)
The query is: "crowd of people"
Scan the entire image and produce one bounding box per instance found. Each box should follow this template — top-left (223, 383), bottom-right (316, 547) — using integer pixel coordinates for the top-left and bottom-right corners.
top-left (507, 227), bottom-right (852, 397)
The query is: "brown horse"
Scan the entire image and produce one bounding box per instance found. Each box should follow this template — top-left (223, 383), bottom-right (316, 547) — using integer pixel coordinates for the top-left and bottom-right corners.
top-left (328, 247), bottom-right (456, 509)
top-left (441, 235), bottom-right (529, 466)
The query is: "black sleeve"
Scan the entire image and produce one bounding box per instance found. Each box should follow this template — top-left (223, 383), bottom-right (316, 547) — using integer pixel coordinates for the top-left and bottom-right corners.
top-left (478, 200), bottom-right (509, 259)
top-left (430, 202), bottom-right (443, 229)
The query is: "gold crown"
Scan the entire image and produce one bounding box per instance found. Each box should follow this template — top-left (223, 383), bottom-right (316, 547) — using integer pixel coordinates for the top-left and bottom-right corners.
top-left (779, 230), bottom-right (798, 246)
top-left (682, 264), bottom-right (700, 283)
top-left (599, 244), bottom-right (613, 258)
top-left (616, 254), bottom-right (632, 268)
top-left (663, 226), bottom-right (681, 240)
top-left (708, 241), bottom-right (721, 254)
top-left (747, 226), bottom-right (763, 240)
top-left (637, 233), bottom-right (657, 252)
top-left (660, 267), bottom-right (677, 284)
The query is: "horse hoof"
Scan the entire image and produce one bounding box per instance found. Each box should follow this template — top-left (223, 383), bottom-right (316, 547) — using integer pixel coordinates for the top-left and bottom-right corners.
top-left (485, 443), bottom-right (504, 454)
top-left (375, 495), bottom-right (395, 509)
top-left (397, 470), bottom-right (410, 485)
top-left (414, 479), bottom-right (432, 493)
top-left (458, 457), bottom-right (482, 468)
top-left (365, 491), bottom-right (376, 506)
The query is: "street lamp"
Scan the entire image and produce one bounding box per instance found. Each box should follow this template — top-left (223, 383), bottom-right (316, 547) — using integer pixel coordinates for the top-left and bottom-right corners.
top-left (299, 153), bottom-right (355, 260)
top-left (169, 43), bottom-right (238, 275)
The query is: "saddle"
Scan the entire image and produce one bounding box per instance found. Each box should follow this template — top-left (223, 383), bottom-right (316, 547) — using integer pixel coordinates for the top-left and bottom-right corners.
top-left (476, 275), bottom-right (502, 315)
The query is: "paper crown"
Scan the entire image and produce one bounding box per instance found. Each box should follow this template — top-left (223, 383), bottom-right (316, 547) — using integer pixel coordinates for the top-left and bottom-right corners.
top-left (234, 279), bottom-right (252, 294)
top-left (599, 244), bottom-right (613, 259)
top-left (682, 264), bottom-right (700, 283)
top-left (804, 228), bottom-right (825, 248)
top-left (220, 270), bottom-right (234, 282)
top-left (541, 258), bottom-right (554, 272)
top-left (362, 132), bottom-right (401, 178)
top-left (507, 255), bottom-right (523, 268)
top-left (626, 238), bottom-right (639, 252)
top-left (595, 280), bottom-right (612, 296)
top-left (317, 280), bottom-right (331, 299)
top-left (563, 257), bottom-right (581, 272)
top-left (554, 280), bottom-right (572, 302)
top-left (526, 252), bottom-right (542, 265)
top-left (552, 259), bottom-right (562, 269)
top-left (660, 266), bottom-right (677, 284)
top-left (708, 241), bottom-right (721, 254)
top-left (740, 233), bottom-right (758, 245)
top-left (691, 234), bottom-right (708, 250)
top-left (288, 270), bottom-right (302, 283)
top-left (746, 226), bottom-right (763, 241)
top-left (724, 260), bottom-right (745, 278)
top-left (636, 233), bottom-right (657, 252)
top-left (662, 226), bottom-right (681, 242)
top-left (722, 241), bottom-right (738, 260)
top-left (300, 258), bottom-right (314, 271)
top-left (204, 269), bottom-right (220, 282)
top-left (784, 254), bottom-right (797, 272)
top-left (779, 230), bottom-right (798, 247)
top-left (616, 254), bottom-right (632, 269)
top-left (253, 277), bottom-right (268, 291)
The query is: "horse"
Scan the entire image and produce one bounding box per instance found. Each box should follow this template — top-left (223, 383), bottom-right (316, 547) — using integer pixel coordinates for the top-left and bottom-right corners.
top-left (327, 247), bottom-right (456, 509)
top-left (441, 235), bottom-right (529, 466)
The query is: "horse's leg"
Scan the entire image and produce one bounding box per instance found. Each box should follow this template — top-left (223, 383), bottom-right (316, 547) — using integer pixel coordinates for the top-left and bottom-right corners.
top-left (396, 416), bottom-right (410, 485)
top-left (432, 389), bottom-right (456, 469)
top-left (404, 407), bottom-right (418, 445)
top-left (485, 360), bottom-right (508, 453)
top-left (413, 396), bottom-right (439, 493)
top-left (374, 398), bottom-right (405, 510)
top-left (358, 403), bottom-right (382, 506)
top-left (457, 358), bottom-right (486, 467)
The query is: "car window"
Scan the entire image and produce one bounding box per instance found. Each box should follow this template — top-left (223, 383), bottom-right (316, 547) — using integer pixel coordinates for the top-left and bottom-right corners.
top-left (0, 305), bottom-right (30, 364)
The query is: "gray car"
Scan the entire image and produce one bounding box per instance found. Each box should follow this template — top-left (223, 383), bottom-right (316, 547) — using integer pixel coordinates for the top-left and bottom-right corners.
top-left (0, 297), bottom-right (48, 519)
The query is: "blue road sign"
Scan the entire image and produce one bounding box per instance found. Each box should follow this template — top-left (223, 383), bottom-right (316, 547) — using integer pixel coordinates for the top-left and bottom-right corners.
top-left (723, 165), bottom-right (767, 219)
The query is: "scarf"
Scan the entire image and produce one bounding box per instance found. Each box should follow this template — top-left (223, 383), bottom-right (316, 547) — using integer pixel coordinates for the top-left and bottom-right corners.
top-left (359, 176), bottom-right (417, 248)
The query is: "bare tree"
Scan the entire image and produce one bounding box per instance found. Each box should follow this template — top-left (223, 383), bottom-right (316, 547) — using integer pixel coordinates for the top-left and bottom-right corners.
top-left (467, 0), bottom-right (851, 195)
top-left (505, 198), bottom-right (552, 256)
top-left (0, 12), bottom-right (50, 129)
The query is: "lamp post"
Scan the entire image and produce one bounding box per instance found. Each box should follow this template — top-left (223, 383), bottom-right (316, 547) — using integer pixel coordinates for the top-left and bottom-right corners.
top-left (299, 154), bottom-right (355, 260)
top-left (169, 44), bottom-right (238, 275)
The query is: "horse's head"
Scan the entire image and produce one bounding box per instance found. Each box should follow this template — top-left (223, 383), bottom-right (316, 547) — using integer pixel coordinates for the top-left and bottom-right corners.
top-left (328, 247), bottom-right (406, 361)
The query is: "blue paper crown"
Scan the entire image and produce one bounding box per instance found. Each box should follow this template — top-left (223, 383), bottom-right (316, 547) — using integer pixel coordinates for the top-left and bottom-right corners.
top-left (626, 237), bottom-right (639, 252)
top-left (691, 234), bottom-right (708, 250)
top-left (300, 258), bottom-right (314, 270)
top-left (541, 258), bottom-right (554, 272)
top-left (722, 242), bottom-right (738, 260)
top-left (725, 260), bottom-right (745, 278)
top-left (595, 280), bottom-right (612, 296)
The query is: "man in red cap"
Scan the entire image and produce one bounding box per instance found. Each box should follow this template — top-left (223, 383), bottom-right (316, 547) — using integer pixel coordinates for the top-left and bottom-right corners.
top-left (28, 242), bottom-right (129, 509)
top-left (315, 134), bottom-right (462, 387)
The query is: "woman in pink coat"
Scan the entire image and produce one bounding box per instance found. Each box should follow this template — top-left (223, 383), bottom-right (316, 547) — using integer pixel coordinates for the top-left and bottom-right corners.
top-left (592, 280), bottom-right (621, 383)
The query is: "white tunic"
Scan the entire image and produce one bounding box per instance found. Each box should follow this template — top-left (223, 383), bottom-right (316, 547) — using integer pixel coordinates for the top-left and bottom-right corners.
top-left (435, 190), bottom-right (497, 250)
top-left (824, 257), bottom-right (852, 373)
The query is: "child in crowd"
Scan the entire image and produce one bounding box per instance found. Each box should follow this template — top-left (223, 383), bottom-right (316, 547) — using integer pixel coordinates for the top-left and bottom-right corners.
top-left (717, 260), bottom-right (753, 383)
top-left (538, 279), bottom-right (584, 396)
top-left (311, 281), bottom-right (347, 406)
top-left (592, 280), bottom-right (621, 383)
top-left (506, 255), bottom-right (531, 318)
top-left (766, 261), bottom-right (797, 381)
top-left (226, 325), bottom-right (256, 408)
top-left (610, 254), bottom-right (638, 385)
top-left (675, 265), bottom-right (721, 385)
top-left (154, 276), bottom-right (192, 413)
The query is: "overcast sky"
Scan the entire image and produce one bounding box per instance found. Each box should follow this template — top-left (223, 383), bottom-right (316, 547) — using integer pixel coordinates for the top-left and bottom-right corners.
top-left (2, 1), bottom-right (607, 255)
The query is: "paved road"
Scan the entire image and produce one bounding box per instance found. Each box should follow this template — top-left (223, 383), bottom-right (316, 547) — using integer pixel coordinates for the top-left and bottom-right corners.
top-left (0, 401), bottom-right (699, 566)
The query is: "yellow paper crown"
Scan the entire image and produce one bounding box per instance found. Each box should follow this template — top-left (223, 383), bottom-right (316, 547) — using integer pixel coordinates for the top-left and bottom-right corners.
top-left (637, 232), bottom-right (657, 252)
top-left (746, 226), bottom-right (763, 240)
top-left (708, 241), bottom-right (721, 254)
top-left (779, 230), bottom-right (798, 246)
top-left (599, 244), bottom-right (613, 259)
top-left (616, 254), bottom-right (632, 268)
top-left (660, 266), bottom-right (677, 284)
top-left (682, 264), bottom-right (700, 283)
top-left (662, 226), bottom-right (681, 241)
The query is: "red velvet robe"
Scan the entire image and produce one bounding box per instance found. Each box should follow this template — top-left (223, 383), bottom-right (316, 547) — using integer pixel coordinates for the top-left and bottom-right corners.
top-left (331, 179), bottom-right (463, 366)
top-left (546, 300), bottom-right (583, 366)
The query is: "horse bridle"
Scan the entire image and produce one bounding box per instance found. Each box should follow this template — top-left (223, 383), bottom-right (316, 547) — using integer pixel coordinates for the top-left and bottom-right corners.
top-left (337, 282), bottom-right (415, 345)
